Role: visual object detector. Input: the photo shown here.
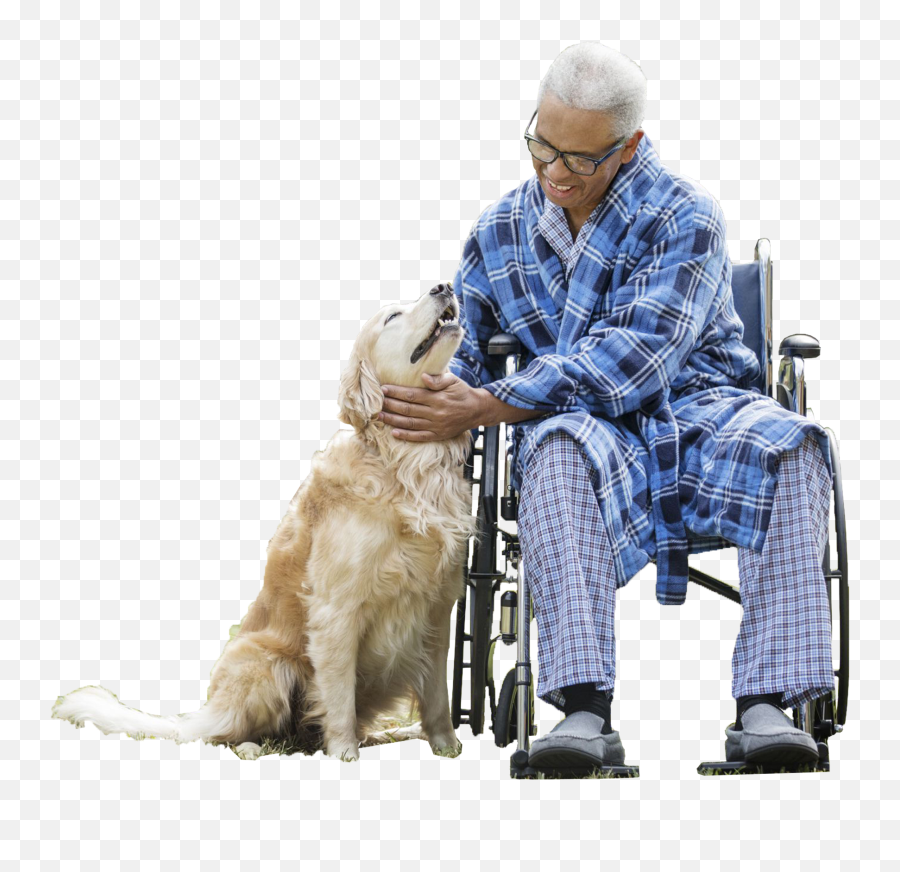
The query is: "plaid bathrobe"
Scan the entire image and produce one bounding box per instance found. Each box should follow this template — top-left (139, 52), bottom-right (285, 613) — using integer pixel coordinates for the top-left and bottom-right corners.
top-left (449, 135), bottom-right (833, 606)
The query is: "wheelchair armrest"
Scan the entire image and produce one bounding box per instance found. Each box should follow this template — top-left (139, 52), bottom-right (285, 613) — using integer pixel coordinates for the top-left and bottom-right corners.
top-left (779, 333), bottom-right (820, 359)
top-left (488, 332), bottom-right (521, 357)
top-left (776, 333), bottom-right (820, 416)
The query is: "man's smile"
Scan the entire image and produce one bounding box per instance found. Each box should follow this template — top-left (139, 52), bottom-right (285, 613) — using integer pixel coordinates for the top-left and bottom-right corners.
top-left (545, 176), bottom-right (578, 197)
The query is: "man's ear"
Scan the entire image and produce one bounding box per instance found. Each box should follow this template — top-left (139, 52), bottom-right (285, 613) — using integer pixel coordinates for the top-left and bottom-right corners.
top-left (337, 348), bottom-right (383, 431)
top-left (620, 129), bottom-right (644, 165)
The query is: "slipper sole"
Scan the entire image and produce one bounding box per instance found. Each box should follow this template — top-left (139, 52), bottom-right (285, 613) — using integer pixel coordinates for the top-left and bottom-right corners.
top-left (528, 745), bottom-right (624, 772)
top-left (743, 741), bottom-right (820, 768)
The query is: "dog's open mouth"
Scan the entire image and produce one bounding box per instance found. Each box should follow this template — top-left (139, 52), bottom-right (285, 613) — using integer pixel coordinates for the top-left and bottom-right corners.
top-left (410, 304), bottom-right (460, 364)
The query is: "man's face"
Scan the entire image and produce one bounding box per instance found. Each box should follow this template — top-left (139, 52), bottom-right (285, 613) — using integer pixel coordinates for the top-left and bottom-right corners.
top-left (532, 93), bottom-right (644, 218)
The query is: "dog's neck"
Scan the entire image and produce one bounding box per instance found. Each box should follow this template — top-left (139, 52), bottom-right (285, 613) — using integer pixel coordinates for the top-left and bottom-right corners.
top-left (362, 419), bottom-right (471, 469)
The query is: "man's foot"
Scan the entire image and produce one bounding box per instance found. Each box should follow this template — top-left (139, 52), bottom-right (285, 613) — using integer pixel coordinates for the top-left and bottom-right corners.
top-left (724, 703), bottom-right (819, 767)
top-left (527, 711), bottom-right (626, 770)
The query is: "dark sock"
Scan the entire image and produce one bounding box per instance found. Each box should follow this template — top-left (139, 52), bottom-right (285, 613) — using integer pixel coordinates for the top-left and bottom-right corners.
top-left (735, 692), bottom-right (784, 731)
top-left (562, 682), bottom-right (613, 735)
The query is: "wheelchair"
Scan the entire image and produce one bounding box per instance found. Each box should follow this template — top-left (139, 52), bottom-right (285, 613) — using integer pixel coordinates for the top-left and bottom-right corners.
top-left (450, 239), bottom-right (849, 778)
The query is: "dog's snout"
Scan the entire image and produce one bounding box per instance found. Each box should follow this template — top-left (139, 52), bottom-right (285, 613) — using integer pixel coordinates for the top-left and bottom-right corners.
top-left (430, 282), bottom-right (453, 297)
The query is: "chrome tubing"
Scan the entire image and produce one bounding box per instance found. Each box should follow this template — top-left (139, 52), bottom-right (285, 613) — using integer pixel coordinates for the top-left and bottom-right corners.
top-left (777, 354), bottom-right (807, 416)
top-left (503, 352), bottom-right (520, 506)
top-left (516, 546), bottom-right (531, 753)
top-left (755, 238), bottom-right (773, 400)
top-left (501, 349), bottom-right (532, 754)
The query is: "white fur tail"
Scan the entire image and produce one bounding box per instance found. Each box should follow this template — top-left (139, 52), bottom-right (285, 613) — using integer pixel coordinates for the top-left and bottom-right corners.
top-left (51, 685), bottom-right (207, 744)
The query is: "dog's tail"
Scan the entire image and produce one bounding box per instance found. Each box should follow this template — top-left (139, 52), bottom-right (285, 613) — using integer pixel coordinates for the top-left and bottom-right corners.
top-left (51, 685), bottom-right (217, 745)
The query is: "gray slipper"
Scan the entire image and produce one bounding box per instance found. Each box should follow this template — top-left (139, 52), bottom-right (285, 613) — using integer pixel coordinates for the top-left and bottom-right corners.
top-left (528, 711), bottom-right (626, 771)
top-left (725, 703), bottom-right (819, 767)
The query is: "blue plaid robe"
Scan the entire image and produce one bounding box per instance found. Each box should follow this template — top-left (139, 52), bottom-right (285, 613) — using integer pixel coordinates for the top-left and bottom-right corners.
top-left (448, 135), bottom-right (833, 606)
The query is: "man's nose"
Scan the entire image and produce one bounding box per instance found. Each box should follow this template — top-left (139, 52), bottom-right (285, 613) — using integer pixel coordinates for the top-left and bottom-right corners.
top-left (545, 156), bottom-right (576, 180)
top-left (430, 282), bottom-right (452, 296)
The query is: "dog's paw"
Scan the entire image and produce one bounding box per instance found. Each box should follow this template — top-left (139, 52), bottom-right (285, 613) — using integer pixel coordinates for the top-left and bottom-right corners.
top-left (326, 741), bottom-right (360, 762)
top-left (233, 742), bottom-right (263, 761)
top-left (429, 736), bottom-right (462, 758)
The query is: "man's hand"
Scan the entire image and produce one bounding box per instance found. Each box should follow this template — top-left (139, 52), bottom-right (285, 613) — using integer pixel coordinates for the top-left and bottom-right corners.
top-left (379, 372), bottom-right (484, 442)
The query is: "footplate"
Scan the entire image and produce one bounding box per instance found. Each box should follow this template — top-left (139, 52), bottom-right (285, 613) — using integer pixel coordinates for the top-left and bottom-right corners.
top-left (698, 756), bottom-right (830, 775)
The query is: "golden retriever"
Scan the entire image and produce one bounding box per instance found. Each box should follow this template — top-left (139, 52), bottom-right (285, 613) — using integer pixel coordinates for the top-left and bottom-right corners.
top-left (52, 283), bottom-right (477, 761)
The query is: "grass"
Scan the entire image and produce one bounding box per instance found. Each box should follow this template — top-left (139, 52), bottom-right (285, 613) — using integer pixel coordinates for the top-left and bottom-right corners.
top-left (530, 767), bottom-right (639, 780)
top-left (226, 707), bottom-right (423, 759)
top-left (699, 763), bottom-right (825, 776)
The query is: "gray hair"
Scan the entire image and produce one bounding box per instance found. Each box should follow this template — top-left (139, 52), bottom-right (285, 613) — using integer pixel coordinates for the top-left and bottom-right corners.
top-left (537, 42), bottom-right (647, 141)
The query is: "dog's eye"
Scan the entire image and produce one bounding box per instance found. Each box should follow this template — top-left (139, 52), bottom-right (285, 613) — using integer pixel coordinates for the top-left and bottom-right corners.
top-left (385, 312), bottom-right (401, 324)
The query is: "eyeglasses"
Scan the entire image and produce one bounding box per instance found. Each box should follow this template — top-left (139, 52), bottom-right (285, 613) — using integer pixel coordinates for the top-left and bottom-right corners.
top-left (523, 109), bottom-right (626, 176)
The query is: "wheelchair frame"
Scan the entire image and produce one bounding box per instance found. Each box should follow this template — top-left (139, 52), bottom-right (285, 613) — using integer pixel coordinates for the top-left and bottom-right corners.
top-left (450, 239), bottom-right (849, 778)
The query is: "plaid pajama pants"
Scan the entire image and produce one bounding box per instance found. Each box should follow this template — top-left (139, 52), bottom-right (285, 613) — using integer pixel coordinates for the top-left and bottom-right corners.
top-left (516, 429), bottom-right (834, 713)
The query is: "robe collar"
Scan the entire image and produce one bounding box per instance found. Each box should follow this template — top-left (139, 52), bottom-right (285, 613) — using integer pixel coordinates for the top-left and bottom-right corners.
top-left (524, 134), bottom-right (664, 355)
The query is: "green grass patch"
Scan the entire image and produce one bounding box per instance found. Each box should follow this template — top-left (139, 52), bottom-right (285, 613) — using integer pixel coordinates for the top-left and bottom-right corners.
top-left (530, 766), bottom-right (639, 780)
top-left (699, 763), bottom-right (824, 776)
top-left (227, 705), bottom-right (423, 759)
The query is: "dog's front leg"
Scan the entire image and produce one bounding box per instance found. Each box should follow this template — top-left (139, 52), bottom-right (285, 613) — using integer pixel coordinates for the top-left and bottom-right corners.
top-left (417, 595), bottom-right (462, 758)
top-left (307, 624), bottom-right (360, 762)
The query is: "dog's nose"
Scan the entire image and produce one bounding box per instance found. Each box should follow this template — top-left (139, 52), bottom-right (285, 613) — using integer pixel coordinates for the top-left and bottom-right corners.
top-left (429, 282), bottom-right (453, 297)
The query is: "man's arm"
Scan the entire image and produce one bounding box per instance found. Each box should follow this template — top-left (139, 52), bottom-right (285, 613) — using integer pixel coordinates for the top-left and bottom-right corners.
top-left (475, 388), bottom-right (546, 428)
top-left (434, 226), bottom-right (555, 438)
top-left (479, 196), bottom-right (728, 419)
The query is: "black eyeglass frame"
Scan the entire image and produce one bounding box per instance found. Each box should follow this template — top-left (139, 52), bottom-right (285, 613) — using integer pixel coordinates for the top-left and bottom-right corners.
top-left (523, 109), bottom-right (627, 176)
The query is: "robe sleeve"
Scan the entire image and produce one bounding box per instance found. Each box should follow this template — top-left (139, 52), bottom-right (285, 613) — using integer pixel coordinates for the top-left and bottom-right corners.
top-left (482, 196), bottom-right (727, 418)
top-left (447, 229), bottom-right (507, 390)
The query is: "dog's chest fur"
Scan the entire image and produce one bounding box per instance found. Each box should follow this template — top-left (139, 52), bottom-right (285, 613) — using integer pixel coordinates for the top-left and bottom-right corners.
top-left (280, 430), bottom-right (476, 606)
top-left (271, 430), bottom-right (476, 694)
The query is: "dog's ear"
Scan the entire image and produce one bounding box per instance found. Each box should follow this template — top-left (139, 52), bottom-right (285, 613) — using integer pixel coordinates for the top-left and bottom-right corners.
top-left (337, 349), bottom-right (383, 431)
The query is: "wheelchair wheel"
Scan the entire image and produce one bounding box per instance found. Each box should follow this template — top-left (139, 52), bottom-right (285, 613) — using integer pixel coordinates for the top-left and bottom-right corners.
top-left (826, 425), bottom-right (849, 730)
top-left (451, 425), bottom-right (502, 736)
top-left (492, 667), bottom-right (533, 748)
top-left (493, 669), bottom-right (517, 747)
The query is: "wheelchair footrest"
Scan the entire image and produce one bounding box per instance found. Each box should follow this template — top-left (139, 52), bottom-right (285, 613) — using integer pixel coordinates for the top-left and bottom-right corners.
top-left (697, 759), bottom-right (830, 775)
top-left (510, 750), bottom-right (639, 779)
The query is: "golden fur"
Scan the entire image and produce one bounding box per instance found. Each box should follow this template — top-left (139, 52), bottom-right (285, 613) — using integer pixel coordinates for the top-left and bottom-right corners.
top-left (52, 286), bottom-right (476, 761)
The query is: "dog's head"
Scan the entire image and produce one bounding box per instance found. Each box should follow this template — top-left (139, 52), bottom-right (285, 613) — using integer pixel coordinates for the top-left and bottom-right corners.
top-left (337, 283), bottom-right (463, 434)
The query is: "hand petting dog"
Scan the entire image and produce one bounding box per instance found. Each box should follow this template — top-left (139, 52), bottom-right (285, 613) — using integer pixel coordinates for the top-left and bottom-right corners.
top-left (379, 372), bottom-right (485, 442)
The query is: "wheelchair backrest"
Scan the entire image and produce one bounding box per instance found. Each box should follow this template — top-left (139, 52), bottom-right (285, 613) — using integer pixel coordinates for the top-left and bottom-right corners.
top-left (730, 239), bottom-right (773, 398)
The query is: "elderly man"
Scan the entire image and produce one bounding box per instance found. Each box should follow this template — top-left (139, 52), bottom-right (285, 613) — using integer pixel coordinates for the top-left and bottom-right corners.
top-left (377, 42), bottom-right (834, 771)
